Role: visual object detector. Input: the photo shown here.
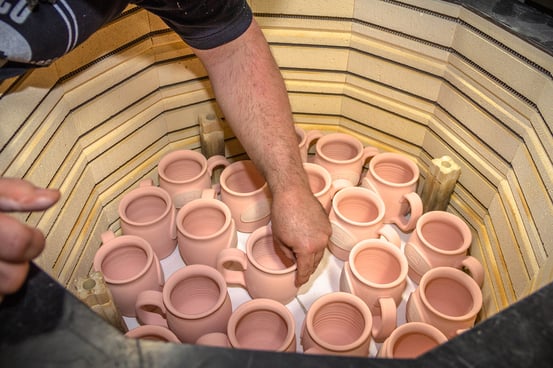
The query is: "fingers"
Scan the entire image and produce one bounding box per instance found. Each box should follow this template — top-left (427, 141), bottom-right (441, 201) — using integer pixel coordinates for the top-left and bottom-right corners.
top-left (0, 213), bottom-right (46, 262)
top-left (0, 178), bottom-right (60, 212)
top-left (0, 260), bottom-right (29, 295)
top-left (295, 250), bottom-right (325, 287)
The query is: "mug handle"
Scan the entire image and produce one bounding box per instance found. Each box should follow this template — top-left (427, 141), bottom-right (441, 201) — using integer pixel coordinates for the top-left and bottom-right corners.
top-left (153, 254), bottom-right (165, 287)
top-left (206, 155), bottom-right (230, 176)
top-left (139, 178), bottom-right (154, 187)
top-left (361, 146), bottom-right (379, 163)
top-left (372, 297), bottom-right (397, 343)
top-left (135, 290), bottom-right (168, 328)
top-left (378, 224), bottom-right (401, 247)
top-left (100, 230), bottom-right (116, 245)
top-left (216, 248), bottom-right (248, 288)
top-left (405, 290), bottom-right (425, 324)
top-left (394, 192), bottom-right (423, 233)
top-left (461, 256), bottom-right (484, 288)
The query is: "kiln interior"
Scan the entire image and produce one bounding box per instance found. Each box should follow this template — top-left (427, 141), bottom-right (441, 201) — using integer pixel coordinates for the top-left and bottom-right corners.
top-left (1, 0), bottom-right (553, 361)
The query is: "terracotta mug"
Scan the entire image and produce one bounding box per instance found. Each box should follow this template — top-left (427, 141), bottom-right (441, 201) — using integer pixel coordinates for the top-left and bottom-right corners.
top-left (313, 132), bottom-right (378, 187)
top-left (219, 160), bottom-right (272, 233)
top-left (158, 149), bottom-right (230, 208)
top-left (328, 186), bottom-right (401, 261)
top-left (118, 179), bottom-right (177, 259)
top-left (216, 225), bottom-right (298, 304)
top-left (295, 126), bottom-right (322, 162)
top-left (339, 239), bottom-right (409, 342)
top-left (377, 322), bottom-right (447, 358)
top-left (361, 152), bottom-right (423, 232)
top-left (404, 210), bottom-right (484, 287)
top-left (196, 298), bottom-right (296, 352)
top-left (176, 190), bottom-right (237, 268)
top-left (125, 325), bottom-right (181, 343)
top-left (135, 264), bottom-right (233, 344)
top-left (303, 162), bottom-right (344, 213)
top-left (93, 231), bottom-right (164, 317)
top-left (405, 266), bottom-right (483, 339)
top-left (301, 292), bottom-right (373, 357)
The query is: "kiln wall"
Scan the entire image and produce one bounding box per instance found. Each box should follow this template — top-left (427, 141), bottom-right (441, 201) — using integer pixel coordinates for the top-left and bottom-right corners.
top-left (1, 0), bottom-right (552, 320)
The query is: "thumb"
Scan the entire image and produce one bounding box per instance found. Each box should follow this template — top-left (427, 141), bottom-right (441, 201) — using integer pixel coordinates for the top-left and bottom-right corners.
top-left (0, 178), bottom-right (60, 212)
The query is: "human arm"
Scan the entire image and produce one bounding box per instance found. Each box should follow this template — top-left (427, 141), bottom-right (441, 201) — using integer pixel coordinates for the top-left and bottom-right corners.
top-left (192, 19), bottom-right (331, 286)
top-left (0, 178), bottom-right (60, 298)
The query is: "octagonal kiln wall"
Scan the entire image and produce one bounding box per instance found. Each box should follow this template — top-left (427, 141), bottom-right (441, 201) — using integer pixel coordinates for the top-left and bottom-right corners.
top-left (1, 0), bottom-right (552, 320)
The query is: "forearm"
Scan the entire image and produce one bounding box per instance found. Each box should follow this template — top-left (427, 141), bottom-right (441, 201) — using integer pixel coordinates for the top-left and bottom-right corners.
top-left (192, 20), bottom-right (308, 194)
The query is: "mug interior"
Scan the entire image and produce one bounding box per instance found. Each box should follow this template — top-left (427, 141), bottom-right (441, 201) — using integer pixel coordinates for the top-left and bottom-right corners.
top-left (101, 244), bottom-right (149, 282)
top-left (312, 301), bottom-right (366, 346)
top-left (372, 159), bottom-right (416, 185)
top-left (233, 309), bottom-right (290, 350)
top-left (180, 205), bottom-right (227, 238)
top-left (223, 164), bottom-right (265, 194)
top-left (251, 234), bottom-right (296, 271)
top-left (353, 247), bottom-right (402, 285)
top-left (163, 158), bottom-right (204, 182)
top-left (420, 220), bottom-right (465, 252)
top-left (392, 331), bottom-right (441, 358)
top-left (170, 275), bottom-right (222, 316)
top-left (423, 277), bottom-right (475, 317)
top-left (336, 194), bottom-right (380, 224)
top-left (319, 140), bottom-right (359, 161)
top-left (124, 194), bottom-right (168, 223)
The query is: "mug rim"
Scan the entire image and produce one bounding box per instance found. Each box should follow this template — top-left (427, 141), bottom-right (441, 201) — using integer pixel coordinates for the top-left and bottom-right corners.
top-left (305, 292), bottom-right (373, 353)
top-left (219, 160), bottom-right (269, 197)
top-left (315, 133), bottom-right (364, 164)
top-left (303, 162), bottom-right (332, 197)
top-left (415, 211), bottom-right (472, 255)
top-left (349, 239), bottom-right (409, 289)
top-left (418, 267), bottom-right (483, 320)
top-left (93, 235), bottom-right (154, 285)
top-left (227, 298), bottom-right (296, 351)
top-left (176, 198), bottom-right (233, 240)
top-left (162, 264), bottom-right (229, 320)
top-left (246, 225), bottom-right (297, 274)
top-left (332, 187), bottom-right (385, 226)
top-left (158, 150), bottom-right (208, 185)
top-left (368, 152), bottom-right (420, 187)
top-left (118, 185), bottom-right (173, 227)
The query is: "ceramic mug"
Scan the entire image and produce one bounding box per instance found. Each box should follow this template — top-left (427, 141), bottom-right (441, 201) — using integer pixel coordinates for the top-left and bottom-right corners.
top-left (303, 162), bottom-right (343, 213)
top-left (405, 266), bottom-right (483, 339)
top-left (295, 126), bottom-right (322, 162)
top-left (361, 152), bottom-right (423, 232)
top-left (158, 149), bottom-right (230, 208)
top-left (313, 132), bottom-right (379, 187)
top-left (118, 179), bottom-right (177, 259)
top-left (124, 325), bottom-right (181, 343)
top-left (216, 225), bottom-right (298, 304)
top-left (196, 298), bottom-right (296, 352)
top-left (404, 210), bottom-right (484, 287)
top-left (93, 231), bottom-right (164, 317)
top-left (176, 190), bottom-right (237, 268)
top-left (377, 322), bottom-right (447, 358)
top-left (135, 264), bottom-right (233, 344)
top-left (339, 239), bottom-right (409, 342)
top-left (328, 186), bottom-right (401, 261)
top-left (219, 160), bottom-right (272, 233)
top-left (301, 292), bottom-right (373, 357)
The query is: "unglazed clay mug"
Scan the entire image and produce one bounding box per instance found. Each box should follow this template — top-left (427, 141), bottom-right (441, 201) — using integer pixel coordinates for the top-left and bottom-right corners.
top-left (219, 160), bottom-right (272, 233)
top-left (377, 322), bottom-right (447, 358)
top-left (313, 132), bottom-right (378, 187)
top-left (303, 162), bottom-right (343, 213)
top-left (196, 298), bottom-right (296, 352)
top-left (328, 186), bottom-right (401, 261)
top-left (361, 152), bottom-right (423, 232)
top-left (176, 190), bottom-right (237, 268)
top-left (404, 210), bottom-right (484, 287)
top-left (405, 266), bottom-right (483, 339)
top-left (93, 231), bottom-right (164, 317)
top-left (295, 126), bottom-right (323, 162)
top-left (135, 264), bottom-right (233, 344)
top-left (118, 179), bottom-right (177, 259)
top-left (216, 225), bottom-right (298, 304)
top-left (125, 325), bottom-right (181, 343)
top-left (158, 149), bottom-right (230, 208)
top-left (339, 239), bottom-right (409, 342)
top-left (301, 292), bottom-right (373, 357)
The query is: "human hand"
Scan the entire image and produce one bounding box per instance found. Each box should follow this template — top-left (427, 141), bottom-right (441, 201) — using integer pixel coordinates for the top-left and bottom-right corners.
top-left (0, 178), bottom-right (60, 298)
top-left (270, 187), bottom-right (331, 287)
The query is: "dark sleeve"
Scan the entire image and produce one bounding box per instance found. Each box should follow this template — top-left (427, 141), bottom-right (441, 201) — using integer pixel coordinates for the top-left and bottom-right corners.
top-left (0, 0), bottom-right (129, 80)
top-left (132, 0), bottom-right (253, 50)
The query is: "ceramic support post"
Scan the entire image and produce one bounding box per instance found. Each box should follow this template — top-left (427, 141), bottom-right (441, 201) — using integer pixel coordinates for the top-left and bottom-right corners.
top-left (199, 113), bottom-right (226, 184)
top-left (74, 271), bottom-right (127, 333)
top-left (420, 156), bottom-right (461, 212)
